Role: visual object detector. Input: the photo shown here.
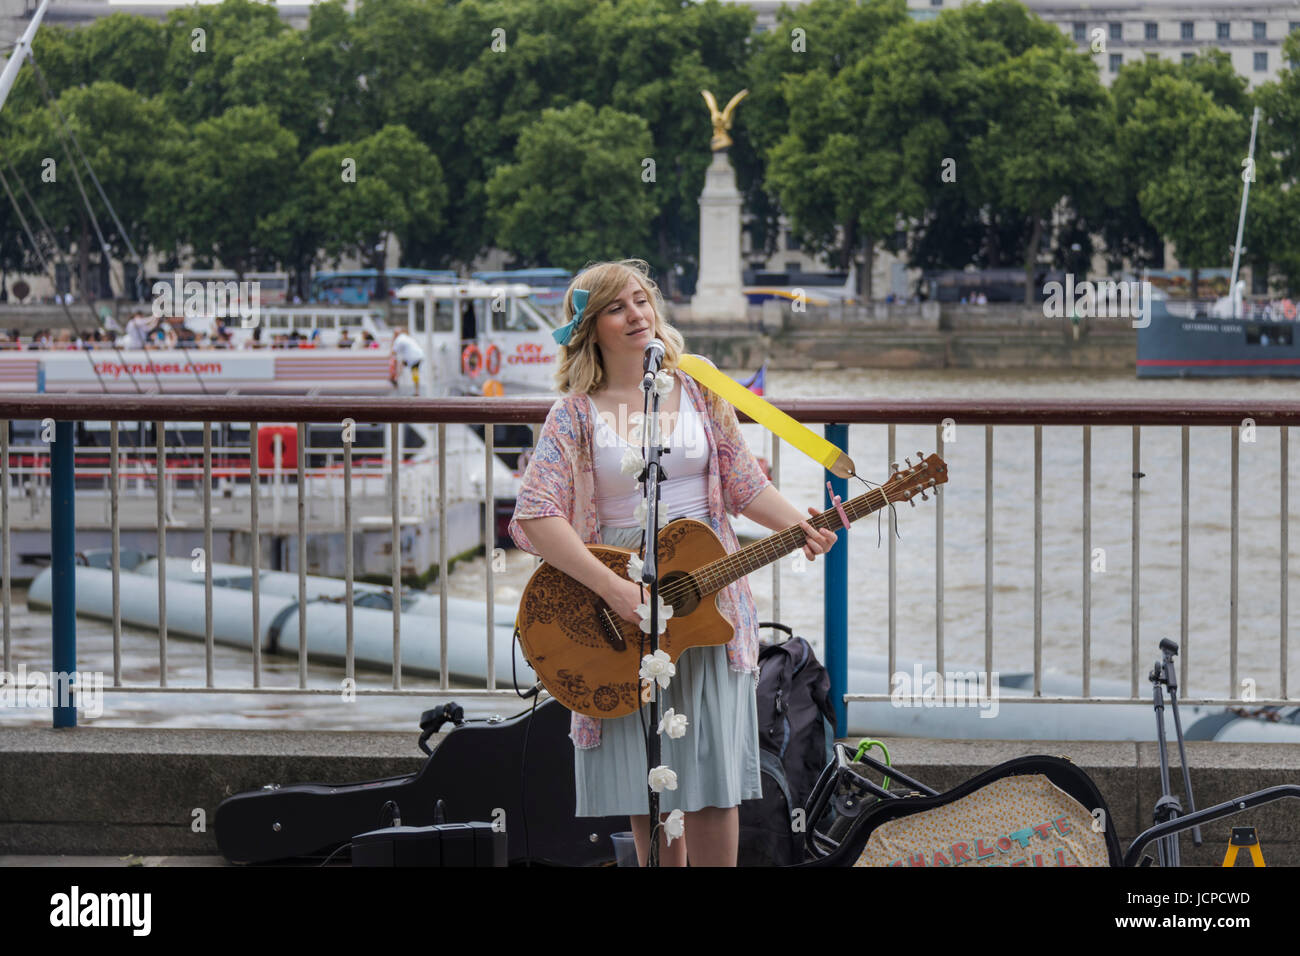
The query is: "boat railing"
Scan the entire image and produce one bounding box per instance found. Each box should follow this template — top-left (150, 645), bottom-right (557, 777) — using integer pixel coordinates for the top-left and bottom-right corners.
top-left (3, 395), bottom-right (1297, 730)
top-left (1159, 299), bottom-right (1299, 322)
top-left (0, 437), bottom-right (490, 524)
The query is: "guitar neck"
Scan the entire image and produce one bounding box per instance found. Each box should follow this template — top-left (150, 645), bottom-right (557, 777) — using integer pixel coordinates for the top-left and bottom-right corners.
top-left (691, 485), bottom-right (893, 596)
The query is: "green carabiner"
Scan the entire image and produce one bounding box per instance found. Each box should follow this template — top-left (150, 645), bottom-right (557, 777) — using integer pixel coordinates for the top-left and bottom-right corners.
top-left (853, 738), bottom-right (892, 792)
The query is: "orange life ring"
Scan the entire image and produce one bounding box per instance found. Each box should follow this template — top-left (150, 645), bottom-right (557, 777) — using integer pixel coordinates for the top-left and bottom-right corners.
top-left (484, 344), bottom-right (501, 376)
top-left (483, 379), bottom-right (504, 397)
top-left (461, 343), bottom-right (482, 377)
top-left (1283, 299), bottom-right (1297, 321)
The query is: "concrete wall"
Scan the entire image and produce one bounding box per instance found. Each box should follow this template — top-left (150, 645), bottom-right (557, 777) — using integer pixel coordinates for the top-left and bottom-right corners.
top-left (676, 324), bottom-right (1136, 372)
top-left (1, 728), bottom-right (1294, 865)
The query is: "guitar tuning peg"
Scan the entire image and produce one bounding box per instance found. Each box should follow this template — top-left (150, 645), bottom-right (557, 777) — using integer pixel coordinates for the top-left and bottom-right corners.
top-left (920, 491), bottom-right (929, 501)
top-left (908, 497), bottom-right (917, 507)
top-left (889, 461), bottom-right (899, 473)
top-left (916, 450), bottom-right (924, 461)
top-left (904, 457), bottom-right (912, 468)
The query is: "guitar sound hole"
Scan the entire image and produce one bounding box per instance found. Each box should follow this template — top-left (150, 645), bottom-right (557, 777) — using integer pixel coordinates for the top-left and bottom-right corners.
top-left (660, 570), bottom-right (699, 616)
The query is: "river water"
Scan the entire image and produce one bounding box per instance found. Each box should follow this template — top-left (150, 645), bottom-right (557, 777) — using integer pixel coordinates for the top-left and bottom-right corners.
top-left (742, 367), bottom-right (1300, 703)
top-left (1, 367), bottom-right (1296, 730)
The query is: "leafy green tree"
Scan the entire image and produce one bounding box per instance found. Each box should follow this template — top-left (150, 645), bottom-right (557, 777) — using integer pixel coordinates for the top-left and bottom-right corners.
top-left (159, 105), bottom-right (299, 278)
top-left (157, 0), bottom-right (291, 125)
top-left (296, 125), bottom-right (447, 298)
top-left (301, 0), bottom-right (372, 147)
top-left (485, 102), bottom-right (658, 270)
top-left (223, 31), bottom-right (321, 152)
top-left (767, 57), bottom-right (904, 298)
top-left (974, 46), bottom-right (1114, 303)
top-left (580, 0), bottom-right (756, 296)
top-left (1106, 51), bottom-right (1250, 273)
top-left (8, 82), bottom-right (187, 297)
top-left (82, 14), bottom-right (170, 98)
top-left (1252, 33), bottom-right (1300, 291)
top-left (349, 0), bottom-right (530, 269)
top-left (1119, 75), bottom-right (1249, 297)
top-left (748, 0), bottom-right (908, 278)
top-left (869, 0), bottom-right (1076, 280)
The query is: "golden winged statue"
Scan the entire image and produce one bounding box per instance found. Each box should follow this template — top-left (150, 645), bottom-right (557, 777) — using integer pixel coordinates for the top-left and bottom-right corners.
top-left (701, 88), bottom-right (748, 152)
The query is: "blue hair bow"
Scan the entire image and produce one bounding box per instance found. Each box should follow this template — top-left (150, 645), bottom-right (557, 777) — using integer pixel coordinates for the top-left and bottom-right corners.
top-left (552, 288), bottom-right (589, 346)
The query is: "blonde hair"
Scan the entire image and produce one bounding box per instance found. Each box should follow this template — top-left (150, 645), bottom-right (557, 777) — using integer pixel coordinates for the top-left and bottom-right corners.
top-left (553, 259), bottom-right (686, 395)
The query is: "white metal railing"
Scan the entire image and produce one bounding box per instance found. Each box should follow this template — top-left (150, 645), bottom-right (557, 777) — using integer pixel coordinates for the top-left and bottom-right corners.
top-left (1, 399), bottom-right (1296, 725)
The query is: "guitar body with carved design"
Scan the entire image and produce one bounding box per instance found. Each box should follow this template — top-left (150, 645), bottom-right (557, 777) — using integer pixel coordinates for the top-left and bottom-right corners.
top-left (516, 455), bottom-right (947, 718)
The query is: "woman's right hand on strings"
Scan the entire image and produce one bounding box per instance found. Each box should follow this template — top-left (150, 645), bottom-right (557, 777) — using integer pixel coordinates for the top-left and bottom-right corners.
top-left (602, 576), bottom-right (644, 625)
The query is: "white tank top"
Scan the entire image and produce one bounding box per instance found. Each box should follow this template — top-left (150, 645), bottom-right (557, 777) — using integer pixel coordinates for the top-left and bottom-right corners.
top-left (589, 392), bottom-right (711, 527)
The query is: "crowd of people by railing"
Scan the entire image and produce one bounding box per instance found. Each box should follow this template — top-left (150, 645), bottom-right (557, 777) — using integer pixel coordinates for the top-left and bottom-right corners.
top-left (0, 313), bottom-right (387, 350)
top-left (1240, 298), bottom-right (1299, 321)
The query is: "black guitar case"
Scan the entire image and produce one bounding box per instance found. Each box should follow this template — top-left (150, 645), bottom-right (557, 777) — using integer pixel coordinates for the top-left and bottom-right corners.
top-left (214, 697), bottom-right (625, 865)
top-left (797, 754), bottom-right (1125, 867)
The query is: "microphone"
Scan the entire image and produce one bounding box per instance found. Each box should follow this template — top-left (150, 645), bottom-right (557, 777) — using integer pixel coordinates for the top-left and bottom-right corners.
top-left (643, 337), bottom-right (666, 374)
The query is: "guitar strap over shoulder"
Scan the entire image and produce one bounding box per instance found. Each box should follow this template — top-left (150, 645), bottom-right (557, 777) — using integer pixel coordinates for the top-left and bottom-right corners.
top-left (677, 354), bottom-right (855, 479)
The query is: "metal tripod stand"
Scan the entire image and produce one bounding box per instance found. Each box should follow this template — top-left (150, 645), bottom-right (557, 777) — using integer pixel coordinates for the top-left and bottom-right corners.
top-left (1147, 637), bottom-right (1202, 866)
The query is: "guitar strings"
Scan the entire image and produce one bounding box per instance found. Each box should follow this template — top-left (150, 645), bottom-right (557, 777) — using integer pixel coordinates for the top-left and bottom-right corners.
top-left (851, 471), bottom-right (904, 549)
top-left (606, 482), bottom-right (901, 643)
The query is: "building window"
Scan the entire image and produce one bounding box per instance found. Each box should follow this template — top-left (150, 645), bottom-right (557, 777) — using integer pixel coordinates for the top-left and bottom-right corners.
top-left (1217, 22), bottom-right (1230, 40)
top-left (1145, 52), bottom-right (1158, 62)
top-left (1255, 51), bottom-right (1268, 71)
top-left (1073, 21), bottom-right (1086, 43)
top-left (1180, 21), bottom-right (1193, 41)
top-left (1291, 22), bottom-right (1300, 35)
top-left (1109, 22), bottom-right (1122, 41)
top-left (930, 0), bottom-right (942, 6)
top-left (1182, 52), bottom-right (1196, 64)
top-left (784, 229), bottom-right (800, 253)
top-left (1253, 21), bottom-right (1266, 41)
top-left (1109, 53), bottom-right (1122, 73)
top-left (1145, 22), bottom-right (1157, 40)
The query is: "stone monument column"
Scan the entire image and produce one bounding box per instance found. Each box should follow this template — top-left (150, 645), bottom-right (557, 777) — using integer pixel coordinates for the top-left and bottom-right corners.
top-left (690, 89), bottom-right (749, 321)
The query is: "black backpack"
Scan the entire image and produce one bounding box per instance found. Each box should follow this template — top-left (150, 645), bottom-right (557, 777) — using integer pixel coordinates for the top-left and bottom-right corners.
top-left (739, 626), bottom-right (836, 866)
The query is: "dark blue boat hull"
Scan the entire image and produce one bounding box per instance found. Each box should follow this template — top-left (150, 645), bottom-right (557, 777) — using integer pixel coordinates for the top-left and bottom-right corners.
top-left (1137, 303), bottom-right (1300, 377)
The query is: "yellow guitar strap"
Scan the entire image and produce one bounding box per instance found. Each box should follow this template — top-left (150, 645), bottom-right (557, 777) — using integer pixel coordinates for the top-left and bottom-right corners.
top-left (677, 354), bottom-right (856, 479)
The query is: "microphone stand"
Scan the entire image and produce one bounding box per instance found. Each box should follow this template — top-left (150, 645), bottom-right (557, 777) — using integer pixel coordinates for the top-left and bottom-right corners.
top-left (639, 354), bottom-right (668, 867)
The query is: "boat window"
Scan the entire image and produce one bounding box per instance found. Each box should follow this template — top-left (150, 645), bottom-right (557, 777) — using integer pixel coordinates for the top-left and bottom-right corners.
top-left (1245, 323), bottom-right (1293, 346)
top-left (490, 298), bottom-right (538, 333)
top-left (434, 301), bottom-right (456, 333)
top-left (514, 298), bottom-right (553, 332)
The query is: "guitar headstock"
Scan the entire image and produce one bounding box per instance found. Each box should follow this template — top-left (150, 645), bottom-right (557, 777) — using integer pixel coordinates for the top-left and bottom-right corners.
top-left (882, 452), bottom-right (948, 505)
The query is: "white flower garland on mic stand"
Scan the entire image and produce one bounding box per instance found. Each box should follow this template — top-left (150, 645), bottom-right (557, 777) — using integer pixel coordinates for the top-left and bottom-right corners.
top-left (630, 366), bottom-right (688, 865)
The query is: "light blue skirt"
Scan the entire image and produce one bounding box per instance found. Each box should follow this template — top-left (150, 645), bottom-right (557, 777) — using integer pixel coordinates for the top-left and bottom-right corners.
top-left (573, 523), bottom-right (763, 818)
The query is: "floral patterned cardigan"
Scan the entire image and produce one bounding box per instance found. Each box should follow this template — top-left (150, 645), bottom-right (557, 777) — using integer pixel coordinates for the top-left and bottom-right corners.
top-left (507, 355), bottom-right (771, 749)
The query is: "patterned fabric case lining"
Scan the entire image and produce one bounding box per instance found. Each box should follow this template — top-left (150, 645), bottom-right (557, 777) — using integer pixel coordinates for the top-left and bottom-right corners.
top-left (854, 773), bottom-right (1110, 867)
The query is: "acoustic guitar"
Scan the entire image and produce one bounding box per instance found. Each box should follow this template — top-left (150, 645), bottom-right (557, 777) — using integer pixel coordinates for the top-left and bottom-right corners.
top-left (517, 454), bottom-right (948, 718)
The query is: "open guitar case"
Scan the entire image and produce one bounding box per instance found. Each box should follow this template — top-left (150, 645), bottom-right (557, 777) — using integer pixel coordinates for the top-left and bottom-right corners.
top-left (214, 697), bottom-right (626, 866)
top-left (794, 743), bottom-right (1300, 867)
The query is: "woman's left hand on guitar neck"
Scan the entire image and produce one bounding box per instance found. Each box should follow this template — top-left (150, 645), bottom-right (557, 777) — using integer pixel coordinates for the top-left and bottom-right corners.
top-left (739, 485), bottom-right (839, 561)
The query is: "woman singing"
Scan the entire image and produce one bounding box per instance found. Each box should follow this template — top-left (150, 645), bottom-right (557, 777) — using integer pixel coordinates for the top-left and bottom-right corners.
top-left (509, 259), bottom-right (837, 866)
